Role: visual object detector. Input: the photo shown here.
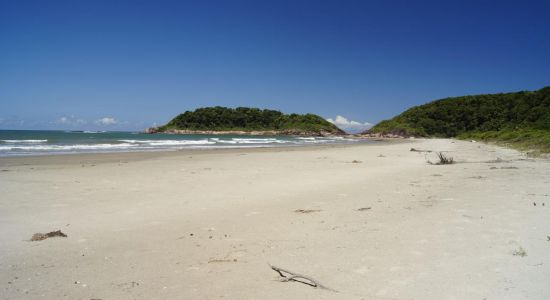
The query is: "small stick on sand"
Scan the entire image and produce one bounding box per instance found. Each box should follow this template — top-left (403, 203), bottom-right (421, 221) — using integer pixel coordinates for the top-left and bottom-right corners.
top-left (294, 209), bottom-right (321, 214)
top-left (269, 264), bottom-right (337, 292)
top-left (410, 148), bottom-right (432, 153)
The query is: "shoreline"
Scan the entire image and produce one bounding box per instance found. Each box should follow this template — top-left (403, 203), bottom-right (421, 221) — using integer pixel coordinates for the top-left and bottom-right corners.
top-left (0, 130), bottom-right (373, 158)
top-left (0, 138), bottom-right (404, 167)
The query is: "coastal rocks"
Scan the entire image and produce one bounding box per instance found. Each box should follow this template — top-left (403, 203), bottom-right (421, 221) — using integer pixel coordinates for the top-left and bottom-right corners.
top-left (359, 132), bottom-right (404, 138)
top-left (358, 127), bottom-right (423, 138)
top-left (359, 131), bottom-right (418, 138)
top-left (144, 127), bottom-right (160, 134)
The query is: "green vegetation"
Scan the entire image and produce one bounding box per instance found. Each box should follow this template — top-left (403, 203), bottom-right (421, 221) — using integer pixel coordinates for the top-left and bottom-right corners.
top-left (512, 246), bottom-right (527, 257)
top-left (156, 106), bottom-right (344, 135)
top-left (459, 129), bottom-right (550, 154)
top-left (368, 87), bottom-right (550, 153)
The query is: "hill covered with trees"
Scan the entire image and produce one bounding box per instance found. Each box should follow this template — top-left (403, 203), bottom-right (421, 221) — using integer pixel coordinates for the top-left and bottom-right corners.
top-left (151, 107), bottom-right (345, 136)
top-left (366, 87), bottom-right (550, 152)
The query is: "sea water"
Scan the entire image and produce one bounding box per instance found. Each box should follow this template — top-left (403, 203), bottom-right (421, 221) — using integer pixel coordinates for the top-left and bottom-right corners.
top-left (0, 130), bottom-right (365, 156)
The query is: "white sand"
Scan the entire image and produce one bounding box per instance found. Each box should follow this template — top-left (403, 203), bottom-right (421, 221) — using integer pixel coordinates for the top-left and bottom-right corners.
top-left (1, 139), bottom-right (549, 299)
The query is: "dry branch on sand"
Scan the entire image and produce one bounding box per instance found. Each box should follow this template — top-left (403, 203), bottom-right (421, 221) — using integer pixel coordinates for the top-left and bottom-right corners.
top-left (357, 207), bottom-right (372, 211)
top-left (30, 230), bottom-right (67, 241)
top-left (269, 264), bottom-right (337, 292)
top-left (294, 209), bottom-right (321, 214)
top-left (410, 148), bottom-right (432, 153)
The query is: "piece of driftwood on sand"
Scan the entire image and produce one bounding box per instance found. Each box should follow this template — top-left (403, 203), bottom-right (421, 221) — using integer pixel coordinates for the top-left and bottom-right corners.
top-left (30, 230), bottom-right (67, 241)
top-left (269, 264), bottom-right (337, 292)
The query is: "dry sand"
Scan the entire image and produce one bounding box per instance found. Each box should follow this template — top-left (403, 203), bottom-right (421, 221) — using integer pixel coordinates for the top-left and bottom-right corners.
top-left (1, 139), bottom-right (549, 299)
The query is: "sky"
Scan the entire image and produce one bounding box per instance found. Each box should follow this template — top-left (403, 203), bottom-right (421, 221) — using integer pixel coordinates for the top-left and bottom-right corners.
top-left (1, 0), bottom-right (549, 132)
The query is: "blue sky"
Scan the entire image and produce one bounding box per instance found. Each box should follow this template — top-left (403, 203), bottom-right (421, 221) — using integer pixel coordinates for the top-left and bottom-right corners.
top-left (1, 0), bottom-right (549, 132)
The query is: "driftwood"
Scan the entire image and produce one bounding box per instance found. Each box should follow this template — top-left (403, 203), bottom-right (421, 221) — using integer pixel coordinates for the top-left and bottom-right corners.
top-left (410, 148), bottom-right (432, 153)
top-left (294, 209), bottom-right (321, 214)
top-left (30, 230), bottom-right (67, 241)
top-left (269, 264), bottom-right (337, 292)
top-left (357, 207), bottom-right (372, 211)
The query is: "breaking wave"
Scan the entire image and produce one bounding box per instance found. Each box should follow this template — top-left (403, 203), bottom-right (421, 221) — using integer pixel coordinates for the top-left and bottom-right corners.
top-left (1, 139), bottom-right (48, 143)
top-left (0, 133), bottom-right (363, 156)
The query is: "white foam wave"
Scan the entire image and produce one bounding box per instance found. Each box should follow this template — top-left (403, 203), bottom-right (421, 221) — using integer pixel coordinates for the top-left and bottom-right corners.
top-left (0, 135), bottom-right (364, 156)
top-left (119, 138), bottom-right (292, 145)
top-left (119, 139), bottom-right (216, 146)
top-left (232, 138), bottom-right (278, 142)
top-left (0, 143), bottom-right (137, 151)
top-left (1, 139), bottom-right (48, 143)
top-left (230, 138), bottom-right (291, 144)
top-left (149, 140), bottom-right (216, 146)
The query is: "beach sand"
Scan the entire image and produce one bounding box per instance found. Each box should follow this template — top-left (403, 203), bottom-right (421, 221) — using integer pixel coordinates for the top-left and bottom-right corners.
top-left (1, 139), bottom-right (549, 299)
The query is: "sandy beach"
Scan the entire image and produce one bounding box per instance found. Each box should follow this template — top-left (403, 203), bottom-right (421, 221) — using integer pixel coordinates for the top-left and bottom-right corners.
top-left (1, 139), bottom-right (549, 299)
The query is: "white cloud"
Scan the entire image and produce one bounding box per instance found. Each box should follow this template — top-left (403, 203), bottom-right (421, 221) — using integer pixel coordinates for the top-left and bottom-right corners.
top-left (55, 116), bottom-right (87, 125)
top-left (327, 115), bottom-right (373, 133)
top-left (95, 117), bottom-right (118, 126)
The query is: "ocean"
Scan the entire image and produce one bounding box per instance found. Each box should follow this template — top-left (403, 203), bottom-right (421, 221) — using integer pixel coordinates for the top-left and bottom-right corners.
top-left (0, 130), bottom-right (365, 156)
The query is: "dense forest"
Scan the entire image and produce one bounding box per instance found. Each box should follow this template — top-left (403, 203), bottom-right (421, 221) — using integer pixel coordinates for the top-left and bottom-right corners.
top-left (367, 87), bottom-right (550, 152)
top-left (155, 107), bottom-right (345, 135)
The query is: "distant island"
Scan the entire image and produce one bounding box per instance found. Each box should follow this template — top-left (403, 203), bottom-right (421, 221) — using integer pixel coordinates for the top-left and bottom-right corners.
top-left (147, 106), bottom-right (346, 136)
top-left (364, 86), bottom-right (550, 153)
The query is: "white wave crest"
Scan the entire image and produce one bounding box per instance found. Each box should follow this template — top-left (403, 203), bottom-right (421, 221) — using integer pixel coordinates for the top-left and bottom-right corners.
top-left (1, 139), bottom-right (48, 143)
top-left (0, 143), bottom-right (137, 151)
top-left (232, 138), bottom-right (278, 142)
top-left (230, 138), bottom-right (290, 144)
top-left (119, 139), bottom-right (216, 146)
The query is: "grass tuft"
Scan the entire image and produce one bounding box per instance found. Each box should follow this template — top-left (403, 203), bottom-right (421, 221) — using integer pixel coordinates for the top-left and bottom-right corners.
top-left (512, 247), bottom-right (527, 257)
top-left (435, 152), bottom-right (454, 165)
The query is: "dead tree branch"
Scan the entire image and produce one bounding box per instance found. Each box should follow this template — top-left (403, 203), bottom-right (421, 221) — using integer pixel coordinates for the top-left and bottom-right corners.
top-left (269, 264), bottom-right (337, 292)
top-left (410, 147), bottom-right (432, 153)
